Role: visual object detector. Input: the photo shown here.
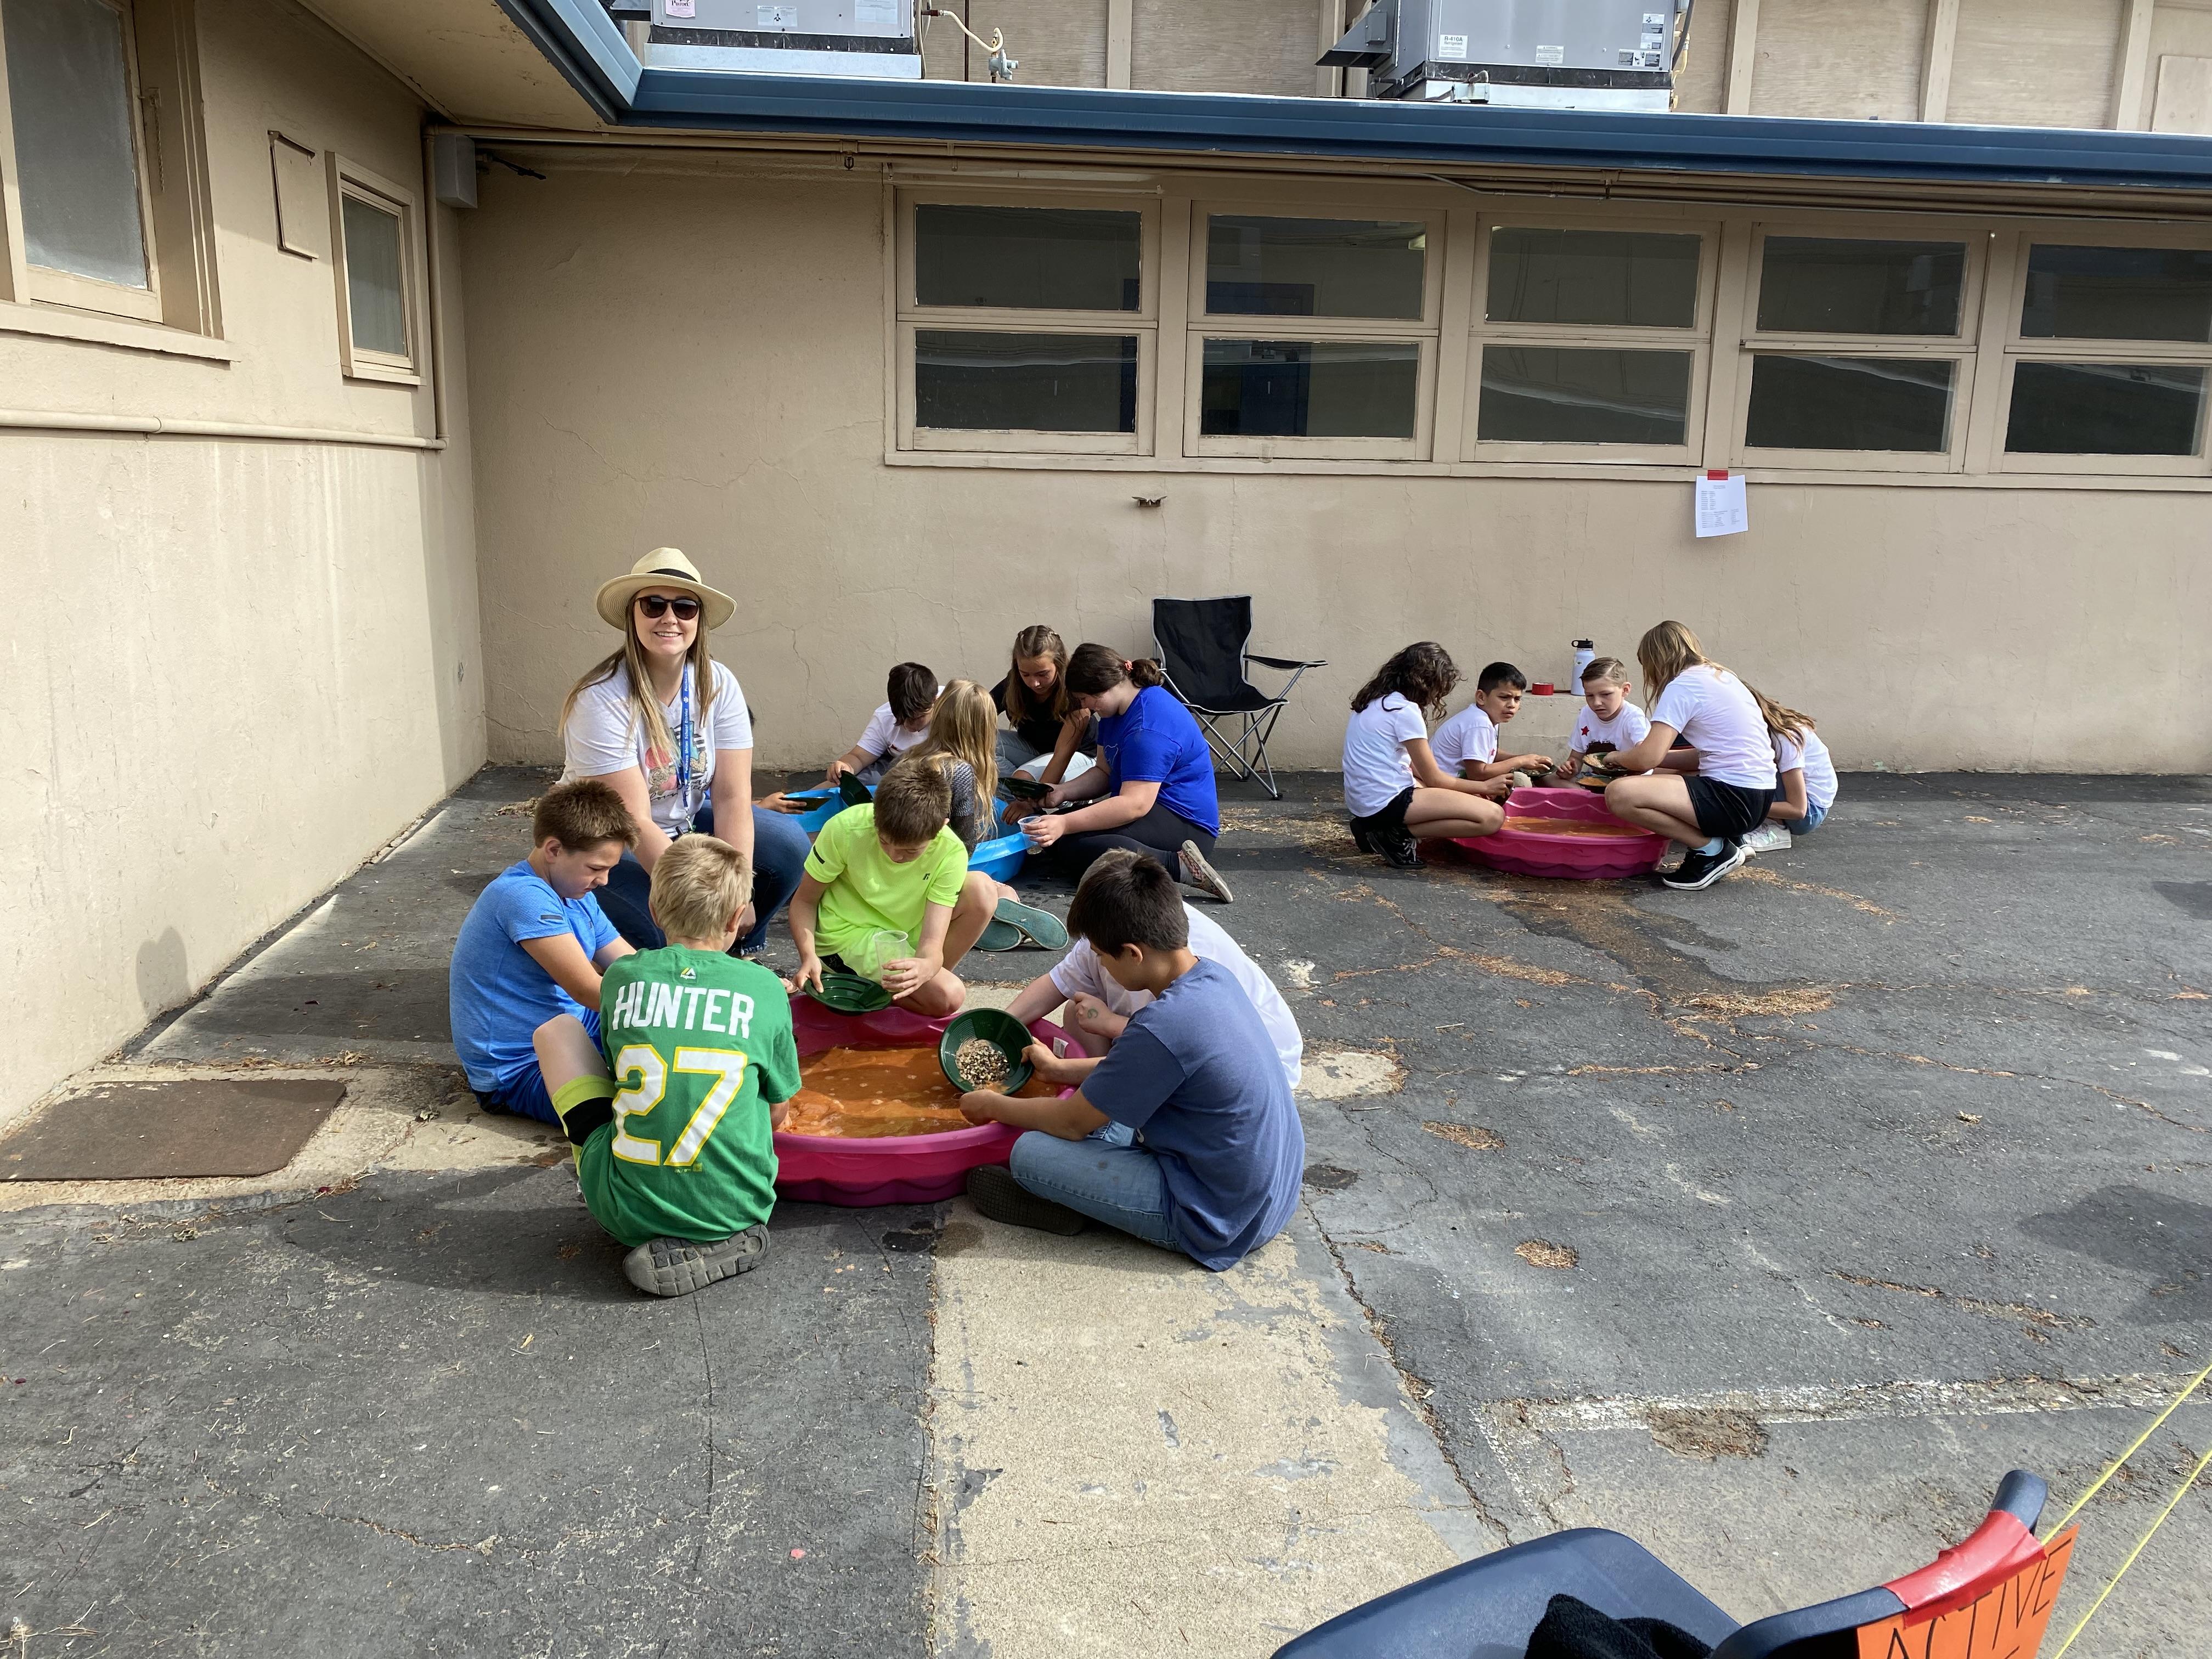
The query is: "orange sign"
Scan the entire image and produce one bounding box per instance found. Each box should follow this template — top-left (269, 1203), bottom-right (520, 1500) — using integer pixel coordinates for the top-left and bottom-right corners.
top-left (1857, 1529), bottom-right (2078, 1659)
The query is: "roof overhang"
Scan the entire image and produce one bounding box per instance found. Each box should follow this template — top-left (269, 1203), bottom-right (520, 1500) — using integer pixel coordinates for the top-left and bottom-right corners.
top-left (486, 0), bottom-right (2212, 198)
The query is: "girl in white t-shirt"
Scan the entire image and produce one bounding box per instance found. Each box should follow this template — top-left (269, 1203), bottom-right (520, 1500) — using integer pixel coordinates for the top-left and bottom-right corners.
top-left (1600, 621), bottom-right (1780, 891)
top-left (1340, 643), bottom-right (1510, 868)
top-left (1739, 686), bottom-right (1838, 853)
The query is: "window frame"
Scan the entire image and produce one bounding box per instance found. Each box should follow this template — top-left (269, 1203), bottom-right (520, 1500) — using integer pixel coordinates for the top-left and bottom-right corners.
top-left (1730, 218), bottom-right (1985, 473)
top-left (1, 0), bottom-right (165, 323)
top-left (326, 153), bottom-right (421, 386)
top-left (1989, 225), bottom-right (2212, 479)
top-left (893, 185), bottom-right (1160, 457)
top-left (1463, 209), bottom-right (1720, 466)
top-left (1186, 195), bottom-right (1446, 460)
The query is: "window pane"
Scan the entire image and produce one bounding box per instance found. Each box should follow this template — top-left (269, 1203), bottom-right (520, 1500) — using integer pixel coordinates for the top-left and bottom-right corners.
top-left (4, 0), bottom-right (149, 288)
top-left (1476, 348), bottom-right (1691, 445)
top-left (915, 331), bottom-right (1137, 432)
top-left (1205, 216), bottom-right (1425, 320)
top-left (2020, 245), bottom-right (2212, 342)
top-left (1756, 238), bottom-right (1965, 335)
top-left (341, 194), bottom-right (409, 358)
top-left (2005, 362), bottom-right (2207, 455)
top-left (1199, 340), bottom-right (1419, 439)
top-left (1745, 356), bottom-right (1955, 450)
top-left (915, 205), bottom-right (1141, 312)
top-left (1485, 229), bottom-right (1701, 328)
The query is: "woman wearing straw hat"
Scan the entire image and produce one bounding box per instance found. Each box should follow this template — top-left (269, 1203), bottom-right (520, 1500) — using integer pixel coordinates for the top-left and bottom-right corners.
top-left (557, 549), bottom-right (812, 958)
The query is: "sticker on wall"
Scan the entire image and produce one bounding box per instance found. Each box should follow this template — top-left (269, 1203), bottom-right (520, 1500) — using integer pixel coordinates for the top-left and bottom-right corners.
top-left (758, 2), bottom-right (797, 26)
top-left (665, 0), bottom-right (695, 15)
top-left (1695, 470), bottom-right (1748, 538)
top-left (1534, 43), bottom-right (1564, 64)
top-left (1437, 32), bottom-right (1469, 58)
top-left (856, 0), bottom-right (899, 24)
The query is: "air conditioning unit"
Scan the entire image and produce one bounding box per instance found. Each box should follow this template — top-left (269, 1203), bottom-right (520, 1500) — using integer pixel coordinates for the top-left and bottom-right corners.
top-left (616, 0), bottom-right (922, 79)
top-left (1322, 0), bottom-right (1684, 112)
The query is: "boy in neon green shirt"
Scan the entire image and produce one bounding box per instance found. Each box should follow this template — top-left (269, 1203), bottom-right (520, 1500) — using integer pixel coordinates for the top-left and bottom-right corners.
top-left (789, 759), bottom-right (998, 1019)
top-left (534, 834), bottom-right (800, 1298)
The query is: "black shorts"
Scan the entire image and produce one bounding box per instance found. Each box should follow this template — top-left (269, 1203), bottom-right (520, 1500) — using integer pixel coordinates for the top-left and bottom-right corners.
top-left (1686, 776), bottom-right (1776, 840)
top-left (1350, 787), bottom-right (1414, 840)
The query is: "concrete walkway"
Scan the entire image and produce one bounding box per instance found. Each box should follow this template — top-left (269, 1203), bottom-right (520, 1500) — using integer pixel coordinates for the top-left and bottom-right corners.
top-left (2, 768), bottom-right (2207, 1657)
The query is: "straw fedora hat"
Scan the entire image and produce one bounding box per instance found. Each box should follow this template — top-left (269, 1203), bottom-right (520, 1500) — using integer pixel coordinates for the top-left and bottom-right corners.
top-left (594, 549), bottom-right (736, 631)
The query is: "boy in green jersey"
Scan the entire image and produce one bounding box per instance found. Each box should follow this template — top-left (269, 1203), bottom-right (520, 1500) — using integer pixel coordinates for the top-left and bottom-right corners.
top-left (534, 834), bottom-right (800, 1298)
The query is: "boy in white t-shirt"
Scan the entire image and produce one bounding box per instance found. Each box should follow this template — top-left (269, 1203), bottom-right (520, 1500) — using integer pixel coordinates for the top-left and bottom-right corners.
top-left (1001, 852), bottom-right (1303, 1092)
top-left (1562, 657), bottom-right (1653, 777)
top-left (1431, 663), bottom-right (1558, 783)
top-left (827, 662), bottom-right (938, 786)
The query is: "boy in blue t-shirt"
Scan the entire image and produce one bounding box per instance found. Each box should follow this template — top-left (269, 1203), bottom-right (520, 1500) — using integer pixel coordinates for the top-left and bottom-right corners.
top-left (448, 780), bottom-right (637, 1124)
top-left (956, 854), bottom-right (1304, 1271)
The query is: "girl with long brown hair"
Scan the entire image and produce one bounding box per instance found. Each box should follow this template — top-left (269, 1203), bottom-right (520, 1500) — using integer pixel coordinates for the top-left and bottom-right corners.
top-left (1340, 642), bottom-right (1511, 868)
top-left (992, 624), bottom-right (1098, 786)
top-left (1022, 645), bottom-right (1232, 901)
top-left (558, 549), bottom-right (812, 953)
top-left (1738, 684), bottom-right (1837, 851)
top-left (1596, 620), bottom-right (1779, 890)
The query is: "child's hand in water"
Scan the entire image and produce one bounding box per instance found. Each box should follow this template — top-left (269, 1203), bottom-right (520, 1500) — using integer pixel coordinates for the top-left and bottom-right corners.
top-left (957, 1091), bottom-right (1003, 1124)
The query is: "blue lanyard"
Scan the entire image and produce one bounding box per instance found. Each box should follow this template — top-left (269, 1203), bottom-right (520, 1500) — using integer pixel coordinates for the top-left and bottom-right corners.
top-left (674, 667), bottom-right (693, 826)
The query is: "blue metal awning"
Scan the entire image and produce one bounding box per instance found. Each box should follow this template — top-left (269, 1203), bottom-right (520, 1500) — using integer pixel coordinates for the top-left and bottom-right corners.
top-left (499, 0), bottom-right (2212, 193)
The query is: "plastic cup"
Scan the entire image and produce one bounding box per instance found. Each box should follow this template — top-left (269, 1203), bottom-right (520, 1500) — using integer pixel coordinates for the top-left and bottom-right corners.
top-left (849, 928), bottom-right (912, 983)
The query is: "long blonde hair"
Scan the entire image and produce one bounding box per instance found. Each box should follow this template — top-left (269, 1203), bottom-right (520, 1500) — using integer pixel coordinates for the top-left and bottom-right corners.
top-left (1743, 682), bottom-right (1816, 743)
top-left (1636, 620), bottom-right (1736, 703)
top-left (558, 600), bottom-right (719, 768)
top-left (910, 679), bottom-right (999, 807)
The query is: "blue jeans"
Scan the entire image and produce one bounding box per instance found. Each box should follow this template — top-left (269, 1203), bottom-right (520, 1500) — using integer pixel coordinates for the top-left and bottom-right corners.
top-left (1008, 1122), bottom-right (1183, 1252)
top-left (1796, 798), bottom-right (1830, 835)
top-left (597, 802), bottom-right (811, 956)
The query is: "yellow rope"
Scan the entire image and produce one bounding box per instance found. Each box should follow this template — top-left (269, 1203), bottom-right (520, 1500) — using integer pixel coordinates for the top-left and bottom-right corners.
top-left (2047, 1436), bottom-right (2212, 1659)
top-left (2049, 1356), bottom-right (2212, 1533)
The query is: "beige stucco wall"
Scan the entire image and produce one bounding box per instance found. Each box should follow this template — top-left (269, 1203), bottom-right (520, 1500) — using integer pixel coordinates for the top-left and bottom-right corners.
top-left (460, 161), bottom-right (2211, 782)
top-left (1, 0), bottom-right (483, 1117)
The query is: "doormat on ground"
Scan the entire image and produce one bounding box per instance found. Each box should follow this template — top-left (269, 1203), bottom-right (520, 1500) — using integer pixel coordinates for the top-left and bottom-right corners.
top-left (0, 1079), bottom-right (347, 1181)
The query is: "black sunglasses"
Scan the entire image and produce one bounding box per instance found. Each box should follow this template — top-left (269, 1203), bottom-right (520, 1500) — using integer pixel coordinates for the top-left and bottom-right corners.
top-left (635, 594), bottom-right (702, 620)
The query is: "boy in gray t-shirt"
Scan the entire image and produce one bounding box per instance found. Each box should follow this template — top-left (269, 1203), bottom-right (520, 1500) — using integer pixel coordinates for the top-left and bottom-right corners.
top-left (956, 855), bottom-right (1304, 1271)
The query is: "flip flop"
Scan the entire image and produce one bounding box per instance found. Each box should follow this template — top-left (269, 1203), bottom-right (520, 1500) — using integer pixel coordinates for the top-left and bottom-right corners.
top-left (993, 896), bottom-right (1068, 950)
top-left (973, 918), bottom-right (1025, 951)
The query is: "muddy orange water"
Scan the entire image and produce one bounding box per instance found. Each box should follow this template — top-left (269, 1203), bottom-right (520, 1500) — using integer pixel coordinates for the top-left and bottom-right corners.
top-left (1503, 815), bottom-right (1649, 839)
top-left (781, 1045), bottom-right (1054, 1139)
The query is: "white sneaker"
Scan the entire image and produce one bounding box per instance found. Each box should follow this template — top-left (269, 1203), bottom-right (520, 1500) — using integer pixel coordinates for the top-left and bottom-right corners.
top-left (1740, 823), bottom-right (1793, 855)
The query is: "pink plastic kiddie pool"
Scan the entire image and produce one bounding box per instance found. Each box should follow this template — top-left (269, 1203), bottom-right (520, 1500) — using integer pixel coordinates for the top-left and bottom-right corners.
top-left (1451, 785), bottom-right (1667, 880)
top-left (775, 995), bottom-right (1066, 1206)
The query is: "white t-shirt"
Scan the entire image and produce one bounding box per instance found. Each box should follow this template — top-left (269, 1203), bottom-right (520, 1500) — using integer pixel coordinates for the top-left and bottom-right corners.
top-left (1649, 665), bottom-right (1778, 790)
top-left (1572, 701), bottom-right (1651, 753)
top-left (1430, 704), bottom-right (1498, 776)
top-left (1049, 905), bottom-right (1304, 1091)
top-left (1341, 692), bottom-right (1428, 818)
top-left (856, 702), bottom-right (930, 763)
top-left (1774, 726), bottom-right (1837, 813)
top-left (563, 661), bottom-right (753, 835)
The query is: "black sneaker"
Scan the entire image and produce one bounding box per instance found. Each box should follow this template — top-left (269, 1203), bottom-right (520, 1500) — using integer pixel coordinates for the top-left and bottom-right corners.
top-left (967, 1165), bottom-right (1088, 1236)
top-left (1377, 830), bottom-right (1425, 869)
top-left (1350, 821), bottom-right (1376, 856)
top-left (623, 1226), bottom-right (770, 1297)
top-left (1660, 842), bottom-right (1746, 891)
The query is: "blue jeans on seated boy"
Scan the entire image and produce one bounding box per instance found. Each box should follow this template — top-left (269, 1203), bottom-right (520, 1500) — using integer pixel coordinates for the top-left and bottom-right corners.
top-left (1008, 1124), bottom-right (1180, 1250)
top-left (596, 803), bottom-right (810, 956)
top-left (1795, 799), bottom-right (1829, 835)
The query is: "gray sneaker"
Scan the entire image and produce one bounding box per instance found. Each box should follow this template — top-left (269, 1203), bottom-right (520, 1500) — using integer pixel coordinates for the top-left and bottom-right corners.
top-left (1178, 840), bottom-right (1234, 903)
top-left (623, 1225), bottom-right (770, 1297)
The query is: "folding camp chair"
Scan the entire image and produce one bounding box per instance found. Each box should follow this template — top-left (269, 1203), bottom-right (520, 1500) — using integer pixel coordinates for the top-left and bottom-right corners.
top-left (1152, 596), bottom-right (1324, 802)
top-left (1274, 1469), bottom-right (2067, 1659)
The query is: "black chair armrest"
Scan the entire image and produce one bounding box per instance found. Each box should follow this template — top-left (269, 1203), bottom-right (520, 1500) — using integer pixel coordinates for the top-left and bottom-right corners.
top-left (1246, 653), bottom-right (1327, 670)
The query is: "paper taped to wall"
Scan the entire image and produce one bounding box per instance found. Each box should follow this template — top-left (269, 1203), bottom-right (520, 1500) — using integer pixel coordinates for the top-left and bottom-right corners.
top-left (1438, 33), bottom-right (1469, 58)
top-left (1695, 471), bottom-right (1748, 538)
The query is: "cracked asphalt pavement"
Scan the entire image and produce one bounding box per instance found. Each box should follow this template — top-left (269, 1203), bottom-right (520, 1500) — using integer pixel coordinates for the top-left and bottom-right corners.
top-left (2, 768), bottom-right (2207, 1656)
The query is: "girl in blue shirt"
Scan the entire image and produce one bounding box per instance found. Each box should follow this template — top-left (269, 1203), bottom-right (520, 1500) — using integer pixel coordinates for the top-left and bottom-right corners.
top-left (1020, 644), bottom-right (1232, 902)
